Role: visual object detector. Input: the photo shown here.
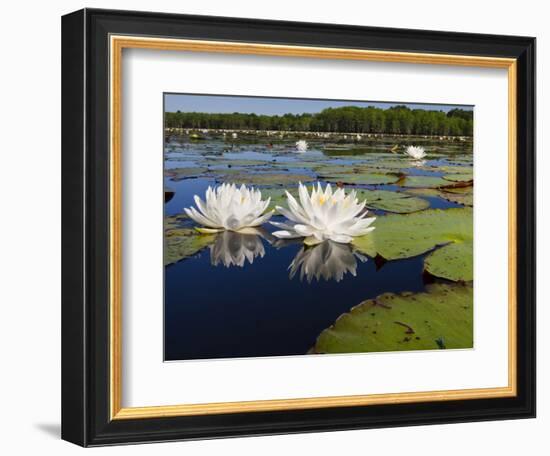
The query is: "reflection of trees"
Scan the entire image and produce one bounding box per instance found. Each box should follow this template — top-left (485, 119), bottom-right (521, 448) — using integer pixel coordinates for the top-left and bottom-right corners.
top-left (209, 230), bottom-right (266, 268)
top-left (288, 241), bottom-right (368, 283)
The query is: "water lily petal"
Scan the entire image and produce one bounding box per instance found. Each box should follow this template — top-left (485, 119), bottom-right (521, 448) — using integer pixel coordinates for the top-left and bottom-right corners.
top-left (272, 230), bottom-right (303, 239)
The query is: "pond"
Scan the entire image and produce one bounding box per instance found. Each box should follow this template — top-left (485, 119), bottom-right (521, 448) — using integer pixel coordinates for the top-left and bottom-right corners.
top-left (164, 134), bottom-right (474, 361)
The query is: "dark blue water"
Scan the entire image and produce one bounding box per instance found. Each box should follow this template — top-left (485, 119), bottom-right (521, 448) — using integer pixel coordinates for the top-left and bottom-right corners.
top-left (164, 236), bottom-right (428, 360)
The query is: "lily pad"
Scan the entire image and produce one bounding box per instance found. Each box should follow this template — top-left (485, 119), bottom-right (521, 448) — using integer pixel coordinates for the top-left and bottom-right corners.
top-left (314, 165), bottom-right (359, 176)
top-left (324, 172), bottom-right (402, 185)
top-left (355, 189), bottom-right (430, 213)
top-left (221, 173), bottom-right (315, 186)
top-left (313, 283), bottom-right (473, 354)
top-left (440, 189), bottom-right (474, 207)
top-left (443, 173), bottom-right (474, 183)
top-left (424, 241), bottom-right (473, 281)
top-left (366, 160), bottom-right (417, 170)
top-left (259, 188), bottom-right (299, 209)
top-left (399, 175), bottom-right (450, 188)
top-left (165, 228), bottom-right (217, 265)
top-left (353, 208), bottom-right (473, 281)
top-left (165, 167), bottom-right (208, 181)
top-left (165, 214), bottom-right (190, 230)
top-left (425, 165), bottom-right (472, 174)
top-left (205, 159), bottom-right (271, 167)
top-left (443, 185), bottom-right (473, 194)
top-left (273, 161), bottom-right (324, 169)
top-left (403, 188), bottom-right (443, 198)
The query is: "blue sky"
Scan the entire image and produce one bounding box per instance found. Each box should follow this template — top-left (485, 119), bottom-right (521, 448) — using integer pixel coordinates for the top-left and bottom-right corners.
top-left (164, 93), bottom-right (473, 115)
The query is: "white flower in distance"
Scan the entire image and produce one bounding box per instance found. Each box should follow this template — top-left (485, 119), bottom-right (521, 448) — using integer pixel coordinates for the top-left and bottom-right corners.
top-left (295, 140), bottom-right (308, 152)
top-left (271, 182), bottom-right (376, 245)
top-left (184, 183), bottom-right (273, 233)
top-left (404, 145), bottom-right (427, 160)
top-left (232, 132), bottom-right (238, 139)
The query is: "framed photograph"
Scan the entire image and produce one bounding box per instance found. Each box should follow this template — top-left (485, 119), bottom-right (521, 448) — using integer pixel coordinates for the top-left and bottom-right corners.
top-left (61, 8), bottom-right (535, 447)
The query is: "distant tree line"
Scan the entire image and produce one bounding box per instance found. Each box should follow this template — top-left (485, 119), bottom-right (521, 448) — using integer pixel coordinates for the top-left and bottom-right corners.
top-left (165, 105), bottom-right (473, 136)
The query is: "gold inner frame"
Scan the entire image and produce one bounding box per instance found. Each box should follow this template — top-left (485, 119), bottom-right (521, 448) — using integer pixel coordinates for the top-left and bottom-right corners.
top-left (109, 35), bottom-right (518, 420)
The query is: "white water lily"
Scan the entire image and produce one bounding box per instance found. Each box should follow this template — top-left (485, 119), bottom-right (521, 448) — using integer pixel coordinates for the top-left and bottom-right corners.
top-left (295, 140), bottom-right (308, 152)
top-left (184, 183), bottom-right (273, 233)
top-left (289, 240), bottom-right (367, 283)
top-left (271, 182), bottom-right (376, 245)
top-left (209, 230), bottom-right (265, 268)
top-left (404, 145), bottom-right (426, 160)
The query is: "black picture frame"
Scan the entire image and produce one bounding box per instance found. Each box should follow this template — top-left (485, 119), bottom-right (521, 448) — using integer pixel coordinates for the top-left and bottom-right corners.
top-left (62, 8), bottom-right (536, 447)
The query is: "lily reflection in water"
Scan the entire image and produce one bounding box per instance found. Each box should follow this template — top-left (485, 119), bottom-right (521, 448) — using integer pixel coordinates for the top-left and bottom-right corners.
top-left (408, 159), bottom-right (427, 167)
top-left (209, 229), bottom-right (267, 268)
top-left (289, 240), bottom-right (368, 283)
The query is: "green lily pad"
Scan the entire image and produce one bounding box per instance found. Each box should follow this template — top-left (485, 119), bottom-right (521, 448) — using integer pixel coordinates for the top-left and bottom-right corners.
top-left (205, 159), bottom-right (271, 167)
top-left (440, 190), bottom-right (474, 207)
top-left (313, 283), bottom-right (473, 354)
top-left (443, 174), bottom-right (473, 184)
top-left (424, 241), bottom-right (473, 281)
top-left (273, 161), bottom-right (325, 169)
top-left (315, 165), bottom-right (359, 176)
top-left (443, 185), bottom-right (473, 194)
top-left (222, 172), bottom-right (315, 186)
top-left (165, 228), bottom-right (216, 265)
top-left (404, 186), bottom-right (473, 207)
top-left (403, 188), bottom-right (442, 198)
top-left (425, 165), bottom-right (473, 174)
top-left (399, 175), bottom-right (450, 188)
top-left (324, 172), bottom-right (402, 185)
top-left (353, 208), bottom-right (473, 281)
top-left (354, 189), bottom-right (430, 213)
top-left (367, 160), bottom-right (417, 170)
top-left (259, 188), bottom-right (300, 209)
top-left (165, 214), bottom-right (190, 230)
top-left (165, 167), bottom-right (208, 181)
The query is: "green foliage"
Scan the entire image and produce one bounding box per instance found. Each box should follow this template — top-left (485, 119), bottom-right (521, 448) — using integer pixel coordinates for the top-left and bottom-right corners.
top-left (165, 105), bottom-right (473, 136)
top-left (221, 173), bottom-right (315, 185)
top-left (165, 228), bottom-right (216, 265)
top-left (313, 283), bottom-right (473, 354)
top-left (355, 189), bottom-right (430, 213)
top-left (324, 172), bottom-right (402, 185)
top-left (353, 208), bottom-right (473, 281)
top-left (164, 167), bottom-right (208, 181)
top-left (399, 175), bottom-right (450, 188)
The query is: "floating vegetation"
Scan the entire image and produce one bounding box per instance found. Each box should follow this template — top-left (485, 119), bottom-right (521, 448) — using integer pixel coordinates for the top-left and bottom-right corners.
top-left (439, 190), bottom-right (474, 207)
top-left (165, 167), bottom-right (208, 181)
top-left (398, 175), bottom-right (450, 188)
top-left (405, 186), bottom-right (474, 207)
top-left (221, 172), bottom-right (315, 186)
top-left (355, 189), bottom-right (430, 213)
top-left (442, 172), bottom-right (474, 183)
top-left (312, 283), bottom-right (473, 354)
top-left (163, 98), bottom-right (475, 361)
top-left (165, 228), bottom-right (217, 265)
top-left (353, 208), bottom-right (473, 281)
top-left (324, 171), bottom-right (402, 185)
